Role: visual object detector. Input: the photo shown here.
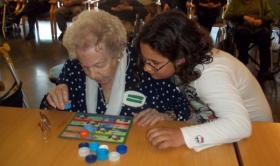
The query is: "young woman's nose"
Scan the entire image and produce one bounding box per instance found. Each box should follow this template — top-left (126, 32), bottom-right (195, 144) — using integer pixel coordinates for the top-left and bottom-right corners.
top-left (143, 64), bottom-right (155, 74)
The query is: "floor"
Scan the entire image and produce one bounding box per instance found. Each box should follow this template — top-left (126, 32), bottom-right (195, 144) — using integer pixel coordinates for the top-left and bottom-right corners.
top-left (0, 21), bottom-right (67, 108)
top-left (0, 21), bottom-right (280, 121)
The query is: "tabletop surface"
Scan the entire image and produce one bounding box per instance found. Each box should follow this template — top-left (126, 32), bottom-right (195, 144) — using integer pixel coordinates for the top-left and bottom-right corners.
top-left (237, 122), bottom-right (280, 166)
top-left (0, 107), bottom-right (239, 166)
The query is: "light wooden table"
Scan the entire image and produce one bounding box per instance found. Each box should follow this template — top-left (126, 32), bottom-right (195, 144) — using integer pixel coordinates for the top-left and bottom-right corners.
top-left (0, 107), bottom-right (239, 166)
top-left (237, 122), bottom-right (280, 166)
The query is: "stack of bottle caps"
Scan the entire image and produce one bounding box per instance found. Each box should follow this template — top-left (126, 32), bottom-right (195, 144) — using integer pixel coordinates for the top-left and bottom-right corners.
top-left (78, 142), bottom-right (127, 164)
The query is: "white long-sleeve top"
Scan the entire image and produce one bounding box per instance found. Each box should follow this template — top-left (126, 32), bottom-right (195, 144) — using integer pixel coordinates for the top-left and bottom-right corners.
top-left (181, 49), bottom-right (273, 152)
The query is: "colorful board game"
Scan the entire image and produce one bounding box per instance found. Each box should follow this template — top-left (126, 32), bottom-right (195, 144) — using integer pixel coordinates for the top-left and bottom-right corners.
top-left (60, 113), bottom-right (132, 144)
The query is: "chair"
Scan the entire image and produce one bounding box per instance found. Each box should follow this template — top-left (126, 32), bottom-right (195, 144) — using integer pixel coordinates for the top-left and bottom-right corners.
top-left (213, 3), bottom-right (229, 47)
top-left (14, 0), bottom-right (25, 14)
top-left (1, 1), bottom-right (8, 39)
top-left (0, 42), bottom-right (29, 107)
top-left (84, 0), bottom-right (100, 11)
top-left (16, 0), bottom-right (59, 40)
top-left (1, 0), bottom-right (18, 39)
top-left (129, 13), bottom-right (145, 44)
top-left (48, 63), bottom-right (64, 84)
top-left (34, 0), bottom-right (59, 40)
top-left (186, 0), bottom-right (195, 20)
top-left (238, 31), bottom-right (278, 96)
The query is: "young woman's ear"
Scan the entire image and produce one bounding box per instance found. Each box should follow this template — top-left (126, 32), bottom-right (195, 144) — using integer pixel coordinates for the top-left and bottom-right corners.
top-left (175, 58), bottom-right (186, 66)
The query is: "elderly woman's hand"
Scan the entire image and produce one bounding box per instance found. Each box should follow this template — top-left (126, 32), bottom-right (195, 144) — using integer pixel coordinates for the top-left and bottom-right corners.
top-left (133, 108), bottom-right (172, 127)
top-left (147, 128), bottom-right (185, 149)
top-left (46, 84), bottom-right (69, 110)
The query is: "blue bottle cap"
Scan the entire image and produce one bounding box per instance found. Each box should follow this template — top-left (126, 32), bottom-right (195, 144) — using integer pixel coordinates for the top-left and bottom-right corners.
top-left (99, 144), bottom-right (109, 150)
top-left (78, 147), bottom-right (90, 157)
top-left (84, 124), bottom-right (96, 132)
top-left (96, 148), bottom-right (109, 160)
top-left (85, 154), bottom-right (97, 163)
top-left (89, 142), bottom-right (100, 152)
top-left (116, 144), bottom-right (127, 154)
top-left (64, 102), bottom-right (72, 110)
top-left (78, 142), bottom-right (89, 148)
top-left (109, 151), bottom-right (120, 161)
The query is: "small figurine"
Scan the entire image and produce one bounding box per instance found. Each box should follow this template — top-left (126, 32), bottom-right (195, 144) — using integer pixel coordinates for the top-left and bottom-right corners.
top-left (38, 111), bottom-right (51, 140)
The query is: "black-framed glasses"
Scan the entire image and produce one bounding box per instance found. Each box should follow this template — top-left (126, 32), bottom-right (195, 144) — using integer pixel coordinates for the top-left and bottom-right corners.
top-left (143, 59), bottom-right (170, 72)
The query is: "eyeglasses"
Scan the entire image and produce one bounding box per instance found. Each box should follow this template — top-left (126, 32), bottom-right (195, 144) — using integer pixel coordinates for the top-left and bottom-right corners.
top-left (143, 59), bottom-right (170, 72)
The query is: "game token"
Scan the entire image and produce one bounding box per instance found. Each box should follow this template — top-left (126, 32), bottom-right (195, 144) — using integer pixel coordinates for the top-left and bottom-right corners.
top-left (84, 124), bottom-right (96, 132)
top-left (109, 151), bottom-right (120, 161)
top-left (78, 142), bottom-right (89, 148)
top-left (80, 130), bottom-right (89, 139)
top-left (64, 102), bottom-right (72, 110)
top-left (78, 147), bottom-right (90, 157)
top-left (96, 148), bottom-right (109, 160)
top-left (116, 144), bottom-right (127, 154)
top-left (89, 142), bottom-right (100, 152)
top-left (99, 144), bottom-right (109, 150)
top-left (85, 154), bottom-right (97, 163)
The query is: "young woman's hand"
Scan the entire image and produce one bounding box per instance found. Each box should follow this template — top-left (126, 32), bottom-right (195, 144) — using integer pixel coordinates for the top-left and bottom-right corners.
top-left (147, 128), bottom-right (185, 149)
top-left (46, 84), bottom-right (69, 110)
top-left (133, 108), bottom-right (172, 127)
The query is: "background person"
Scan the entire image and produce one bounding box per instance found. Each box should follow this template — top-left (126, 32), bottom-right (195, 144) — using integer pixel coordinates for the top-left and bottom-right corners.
top-left (161, 0), bottom-right (187, 12)
top-left (99, 0), bottom-right (148, 40)
top-left (55, 0), bottom-right (84, 40)
top-left (193, 0), bottom-right (227, 33)
top-left (224, 0), bottom-right (274, 83)
top-left (13, 0), bottom-right (51, 40)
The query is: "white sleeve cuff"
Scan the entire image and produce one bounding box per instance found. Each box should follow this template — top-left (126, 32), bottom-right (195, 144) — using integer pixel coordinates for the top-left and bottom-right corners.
top-left (180, 126), bottom-right (221, 152)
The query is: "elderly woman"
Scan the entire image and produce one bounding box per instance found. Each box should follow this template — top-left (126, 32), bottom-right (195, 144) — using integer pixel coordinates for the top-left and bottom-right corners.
top-left (40, 10), bottom-right (189, 126)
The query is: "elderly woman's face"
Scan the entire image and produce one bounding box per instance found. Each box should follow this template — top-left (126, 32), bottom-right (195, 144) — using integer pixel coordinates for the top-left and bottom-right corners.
top-left (140, 42), bottom-right (175, 80)
top-left (77, 46), bottom-right (118, 84)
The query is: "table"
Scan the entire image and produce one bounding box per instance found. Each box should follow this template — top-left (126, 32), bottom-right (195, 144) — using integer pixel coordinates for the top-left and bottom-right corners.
top-left (0, 107), bottom-right (239, 166)
top-left (237, 122), bottom-right (280, 166)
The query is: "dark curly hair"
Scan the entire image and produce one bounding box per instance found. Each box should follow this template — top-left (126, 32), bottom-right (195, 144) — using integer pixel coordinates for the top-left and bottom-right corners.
top-left (136, 11), bottom-right (213, 84)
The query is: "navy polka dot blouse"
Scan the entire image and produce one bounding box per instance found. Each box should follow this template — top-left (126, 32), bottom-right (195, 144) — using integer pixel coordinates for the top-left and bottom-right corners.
top-left (41, 46), bottom-right (190, 121)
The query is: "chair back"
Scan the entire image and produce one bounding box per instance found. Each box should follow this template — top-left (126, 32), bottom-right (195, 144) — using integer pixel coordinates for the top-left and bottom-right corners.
top-left (0, 42), bottom-right (29, 108)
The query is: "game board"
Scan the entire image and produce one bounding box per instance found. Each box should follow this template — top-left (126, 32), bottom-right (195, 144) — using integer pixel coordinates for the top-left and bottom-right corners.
top-left (60, 113), bottom-right (132, 144)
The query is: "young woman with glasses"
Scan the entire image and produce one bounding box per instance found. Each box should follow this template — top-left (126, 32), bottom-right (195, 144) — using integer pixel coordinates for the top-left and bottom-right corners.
top-left (135, 11), bottom-right (273, 151)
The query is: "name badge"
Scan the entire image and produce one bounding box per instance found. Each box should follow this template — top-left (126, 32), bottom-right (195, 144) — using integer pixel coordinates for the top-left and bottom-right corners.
top-left (123, 91), bottom-right (146, 107)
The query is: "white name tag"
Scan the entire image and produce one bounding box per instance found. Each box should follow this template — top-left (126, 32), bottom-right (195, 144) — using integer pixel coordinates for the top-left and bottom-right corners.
top-left (123, 91), bottom-right (146, 107)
